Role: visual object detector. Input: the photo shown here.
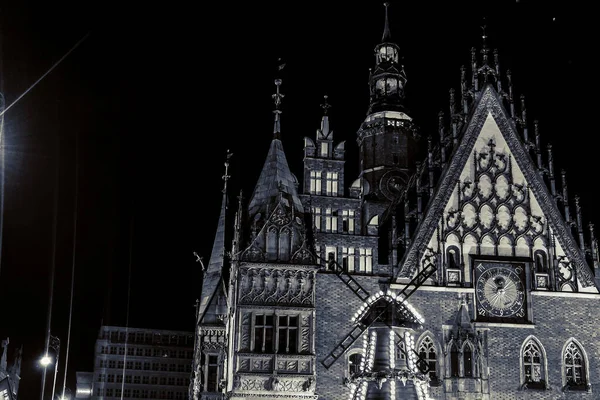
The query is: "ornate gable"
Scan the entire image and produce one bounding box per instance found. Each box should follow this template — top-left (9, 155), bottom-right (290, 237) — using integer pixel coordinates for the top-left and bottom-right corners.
top-left (400, 85), bottom-right (598, 292)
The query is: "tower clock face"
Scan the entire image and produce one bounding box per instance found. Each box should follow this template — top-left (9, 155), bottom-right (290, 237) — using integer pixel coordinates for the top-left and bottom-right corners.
top-left (474, 261), bottom-right (526, 322)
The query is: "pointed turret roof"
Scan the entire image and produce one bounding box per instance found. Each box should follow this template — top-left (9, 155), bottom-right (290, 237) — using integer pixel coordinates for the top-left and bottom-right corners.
top-left (197, 151), bottom-right (232, 324)
top-left (247, 79), bottom-right (303, 218)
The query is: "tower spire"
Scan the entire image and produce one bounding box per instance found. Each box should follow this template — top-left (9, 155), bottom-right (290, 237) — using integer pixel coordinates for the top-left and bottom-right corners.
top-left (382, 2), bottom-right (391, 42)
top-left (272, 78), bottom-right (284, 139)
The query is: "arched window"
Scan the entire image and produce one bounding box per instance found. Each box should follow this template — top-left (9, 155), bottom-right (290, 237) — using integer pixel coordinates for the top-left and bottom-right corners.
top-left (521, 337), bottom-right (547, 389)
top-left (447, 247), bottom-right (459, 269)
top-left (463, 343), bottom-right (473, 377)
top-left (348, 352), bottom-right (364, 377)
top-left (534, 250), bottom-right (548, 273)
top-left (563, 340), bottom-right (589, 390)
top-left (418, 336), bottom-right (438, 381)
top-left (279, 228), bottom-right (291, 262)
top-left (266, 227), bottom-right (278, 261)
top-left (450, 342), bottom-right (459, 377)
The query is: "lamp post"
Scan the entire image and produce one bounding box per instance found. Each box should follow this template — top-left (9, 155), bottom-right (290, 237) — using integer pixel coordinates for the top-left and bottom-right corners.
top-left (39, 335), bottom-right (60, 400)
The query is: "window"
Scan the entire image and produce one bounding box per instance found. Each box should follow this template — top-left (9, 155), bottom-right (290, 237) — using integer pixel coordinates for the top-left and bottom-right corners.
top-left (447, 247), bottom-right (459, 269)
top-left (326, 246), bottom-right (337, 270)
top-left (277, 316), bottom-right (298, 354)
top-left (326, 172), bottom-right (338, 196)
top-left (522, 338), bottom-right (546, 388)
top-left (418, 336), bottom-right (438, 381)
top-left (450, 343), bottom-right (459, 377)
top-left (205, 355), bottom-right (219, 392)
top-left (463, 344), bottom-right (473, 377)
top-left (564, 341), bottom-right (588, 389)
top-left (324, 208), bottom-right (337, 232)
top-left (358, 248), bottom-right (373, 273)
top-left (341, 247), bottom-right (355, 272)
top-left (253, 315), bottom-right (274, 352)
top-left (310, 170), bottom-right (322, 195)
top-left (320, 142), bottom-right (329, 157)
top-left (342, 210), bottom-right (355, 234)
top-left (348, 352), bottom-right (363, 376)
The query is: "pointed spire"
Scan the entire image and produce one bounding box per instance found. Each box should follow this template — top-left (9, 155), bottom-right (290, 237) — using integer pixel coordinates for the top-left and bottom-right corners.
top-left (454, 295), bottom-right (472, 330)
top-left (197, 150), bottom-right (233, 323)
top-left (382, 2), bottom-right (391, 42)
top-left (272, 78), bottom-right (284, 139)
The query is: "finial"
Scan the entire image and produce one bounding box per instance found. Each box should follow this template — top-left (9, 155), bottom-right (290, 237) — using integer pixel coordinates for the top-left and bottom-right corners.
top-left (382, 2), bottom-right (391, 42)
top-left (272, 78), bottom-right (284, 138)
top-left (222, 149), bottom-right (233, 193)
top-left (320, 95), bottom-right (331, 115)
top-left (480, 17), bottom-right (490, 62)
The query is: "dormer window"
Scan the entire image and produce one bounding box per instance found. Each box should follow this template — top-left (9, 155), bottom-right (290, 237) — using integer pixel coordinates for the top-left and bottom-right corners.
top-left (320, 142), bottom-right (329, 157)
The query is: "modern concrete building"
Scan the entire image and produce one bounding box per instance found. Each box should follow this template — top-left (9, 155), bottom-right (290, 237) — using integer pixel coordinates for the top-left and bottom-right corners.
top-left (192, 4), bottom-right (600, 400)
top-left (77, 325), bottom-right (194, 399)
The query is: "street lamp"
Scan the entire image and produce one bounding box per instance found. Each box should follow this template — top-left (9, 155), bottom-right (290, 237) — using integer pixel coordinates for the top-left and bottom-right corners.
top-left (39, 335), bottom-right (60, 400)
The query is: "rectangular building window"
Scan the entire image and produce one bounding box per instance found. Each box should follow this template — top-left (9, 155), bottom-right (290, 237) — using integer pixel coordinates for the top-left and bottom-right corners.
top-left (312, 207), bottom-right (322, 232)
top-left (205, 355), bottom-right (219, 392)
top-left (310, 170), bottom-right (322, 195)
top-left (325, 208), bottom-right (338, 232)
top-left (358, 248), bottom-right (373, 273)
top-left (277, 315), bottom-right (299, 354)
top-left (326, 246), bottom-right (337, 270)
top-left (342, 247), bottom-right (355, 272)
top-left (342, 210), bottom-right (355, 234)
top-left (321, 142), bottom-right (329, 157)
top-left (253, 315), bottom-right (274, 352)
top-left (326, 172), bottom-right (338, 196)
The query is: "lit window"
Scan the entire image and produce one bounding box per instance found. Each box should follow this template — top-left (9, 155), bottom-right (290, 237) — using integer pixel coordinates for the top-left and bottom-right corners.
top-left (312, 207), bottom-right (322, 232)
top-left (341, 247), bottom-right (355, 272)
top-left (310, 171), bottom-right (322, 195)
top-left (326, 172), bottom-right (338, 196)
top-left (342, 210), bottom-right (355, 234)
top-left (358, 248), bottom-right (372, 273)
top-left (321, 142), bottom-right (329, 157)
top-left (324, 208), bottom-right (337, 232)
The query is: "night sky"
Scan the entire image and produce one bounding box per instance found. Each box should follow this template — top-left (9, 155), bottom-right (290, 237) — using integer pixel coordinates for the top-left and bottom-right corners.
top-left (0, 1), bottom-right (595, 398)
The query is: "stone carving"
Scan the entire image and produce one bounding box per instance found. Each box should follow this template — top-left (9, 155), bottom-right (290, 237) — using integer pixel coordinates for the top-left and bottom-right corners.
top-left (239, 268), bottom-right (315, 306)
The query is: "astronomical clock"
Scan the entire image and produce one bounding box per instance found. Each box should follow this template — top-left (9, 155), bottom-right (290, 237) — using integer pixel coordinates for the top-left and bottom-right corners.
top-left (473, 257), bottom-right (528, 324)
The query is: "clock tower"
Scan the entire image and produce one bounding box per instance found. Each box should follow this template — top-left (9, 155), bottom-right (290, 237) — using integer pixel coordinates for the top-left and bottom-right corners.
top-left (357, 2), bottom-right (420, 210)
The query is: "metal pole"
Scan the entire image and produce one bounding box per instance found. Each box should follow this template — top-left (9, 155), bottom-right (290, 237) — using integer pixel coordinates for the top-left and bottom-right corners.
top-left (51, 351), bottom-right (59, 400)
top-left (40, 365), bottom-right (48, 400)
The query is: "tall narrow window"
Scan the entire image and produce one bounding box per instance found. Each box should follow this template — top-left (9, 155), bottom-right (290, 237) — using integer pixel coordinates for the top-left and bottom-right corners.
top-left (534, 251), bottom-right (548, 273)
top-left (447, 247), bottom-right (459, 269)
top-left (253, 315), bottom-right (274, 352)
top-left (418, 337), bottom-right (438, 381)
top-left (326, 172), bottom-right (338, 196)
top-left (342, 210), bottom-right (355, 234)
top-left (564, 341), bottom-right (587, 388)
top-left (450, 343), bottom-right (459, 377)
top-left (320, 142), bottom-right (329, 157)
top-left (310, 171), bottom-right (322, 195)
top-left (266, 227), bottom-right (278, 261)
top-left (312, 207), bottom-right (322, 232)
top-left (523, 339), bottom-right (544, 385)
top-left (358, 248), bottom-right (373, 273)
top-left (325, 208), bottom-right (338, 232)
top-left (341, 247), bottom-right (355, 272)
top-left (279, 228), bottom-right (290, 262)
top-left (463, 344), bottom-right (473, 377)
top-left (326, 246), bottom-right (337, 270)
top-left (205, 355), bottom-right (219, 392)
top-left (277, 316), bottom-right (298, 354)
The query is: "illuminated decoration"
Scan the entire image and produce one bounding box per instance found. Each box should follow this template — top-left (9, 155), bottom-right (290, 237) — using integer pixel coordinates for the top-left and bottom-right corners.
top-left (350, 290), bottom-right (424, 325)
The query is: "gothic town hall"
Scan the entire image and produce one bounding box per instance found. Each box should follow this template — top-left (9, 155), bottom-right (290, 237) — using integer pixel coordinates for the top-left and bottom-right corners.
top-left (191, 4), bottom-right (600, 400)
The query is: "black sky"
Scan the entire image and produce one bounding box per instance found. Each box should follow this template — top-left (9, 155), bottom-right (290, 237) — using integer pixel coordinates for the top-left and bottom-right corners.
top-left (0, 1), bottom-right (596, 398)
